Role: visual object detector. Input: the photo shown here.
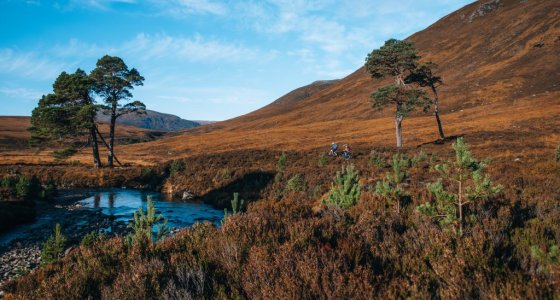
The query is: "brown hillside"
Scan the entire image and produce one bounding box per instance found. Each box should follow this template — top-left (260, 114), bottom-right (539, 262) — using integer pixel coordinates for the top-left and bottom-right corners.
top-left (0, 116), bottom-right (166, 164)
top-left (2, 0), bottom-right (559, 166)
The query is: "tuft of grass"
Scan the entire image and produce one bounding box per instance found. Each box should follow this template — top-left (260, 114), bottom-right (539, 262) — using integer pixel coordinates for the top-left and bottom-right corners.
top-left (52, 147), bottom-right (77, 160)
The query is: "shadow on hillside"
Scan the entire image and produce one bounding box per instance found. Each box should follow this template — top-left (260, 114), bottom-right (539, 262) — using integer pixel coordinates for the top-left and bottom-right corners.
top-left (200, 171), bottom-right (275, 209)
top-left (417, 135), bottom-right (463, 147)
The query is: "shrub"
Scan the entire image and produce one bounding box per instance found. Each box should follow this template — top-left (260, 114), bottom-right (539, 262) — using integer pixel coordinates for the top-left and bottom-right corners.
top-left (417, 137), bottom-right (502, 236)
top-left (223, 192), bottom-right (245, 223)
top-left (411, 149), bottom-right (427, 166)
top-left (40, 223), bottom-right (66, 265)
top-left (556, 144), bottom-right (560, 162)
top-left (52, 147), bottom-right (77, 160)
top-left (80, 231), bottom-right (105, 247)
top-left (530, 244), bottom-right (559, 273)
top-left (277, 153), bottom-right (287, 172)
top-left (127, 196), bottom-right (169, 245)
top-left (318, 155), bottom-right (328, 167)
top-left (324, 164), bottom-right (361, 209)
top-left (15, 175), bottom-right (29, 200)
top-left (374, 153), bottom-right (409, 213)
top-left (170, 160), bottom-right (186, 176)
top-left (40, 180), bottom-right (57, 201)
top-left (286, 174), bottom-right (305, 192)
top-left (369, 150), bottom-right (386, 168)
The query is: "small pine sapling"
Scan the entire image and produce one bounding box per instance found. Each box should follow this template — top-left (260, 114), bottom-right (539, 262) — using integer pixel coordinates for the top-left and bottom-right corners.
top-left (277, 153), bottom-right (287, 172)
top-left (374, 153), bottom-right (409, 213)
top-left (127, 196), bottom-right (168, 245)
top-left (222, 192), bottom-right (245, 224)
top-left (324, 164), bottom-right (361, 209)
top-left (40, 223), bottom-right (67, 265)
top-left (417, 137), bottom-right (502, 236)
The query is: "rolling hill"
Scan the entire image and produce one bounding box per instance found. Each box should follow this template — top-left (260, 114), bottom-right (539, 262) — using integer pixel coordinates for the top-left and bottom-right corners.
top-left (1, 0), bottom-right (558, 166)
top-left (96, 109), bottom-right (200, 132)
top-left (117, 0), bottom-right (558, 164)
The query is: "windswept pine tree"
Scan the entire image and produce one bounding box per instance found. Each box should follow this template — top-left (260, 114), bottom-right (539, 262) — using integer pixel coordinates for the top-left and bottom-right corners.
top-left (406, 62), bottom-right (446, 141)
top-left (90, 55), bottom-right (145, 168)
top-left (30, 69), bottom-right (102, 168)
top-left (365, 39), bottom-right (430, 148)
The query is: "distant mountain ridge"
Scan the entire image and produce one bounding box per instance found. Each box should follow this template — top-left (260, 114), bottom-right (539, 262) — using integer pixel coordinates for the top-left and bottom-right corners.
top-left (96, 110), bottom-right (200, 132)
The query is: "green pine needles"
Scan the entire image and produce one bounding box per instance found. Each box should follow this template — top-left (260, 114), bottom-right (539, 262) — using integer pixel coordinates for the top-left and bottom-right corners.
top-left (127, 196), bottom-right (169, 245)
top-left (374, 153), bottom-right (409, 213)
top-left (417, 137), bottom-right (502, 236)
top-left (40, 223), bottom-right (67, 265)
top-left (325, 164), bottom-right (361, 209)
top-left (223, 192), bottom-right (245, 224)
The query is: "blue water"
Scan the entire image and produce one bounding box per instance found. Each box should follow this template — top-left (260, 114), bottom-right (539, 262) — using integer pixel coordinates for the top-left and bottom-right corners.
top-left (0, 189), bottom-right (224, 247)
top-left (78, 189), bottom-right (224, 229)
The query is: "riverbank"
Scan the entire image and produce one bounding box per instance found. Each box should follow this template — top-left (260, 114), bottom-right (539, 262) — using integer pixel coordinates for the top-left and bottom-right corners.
top-left (0, 191), bottom-right (129, 289)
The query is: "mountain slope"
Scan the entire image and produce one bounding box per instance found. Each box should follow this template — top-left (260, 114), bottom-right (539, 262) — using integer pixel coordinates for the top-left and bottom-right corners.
top-left (96, 110), bottom-right (200, 132)
top-left (119, 0), bottom-right (559, 164)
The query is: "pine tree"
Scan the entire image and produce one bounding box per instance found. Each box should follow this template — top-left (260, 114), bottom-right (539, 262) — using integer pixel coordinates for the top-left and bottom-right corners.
top-left (90, 55), bottom-right (145, 167)
top-left (406, 62), bottom-right (446, 141)
top-left (417, 137), bottom-right (502, 236)
top-left (324, 164), bottom-right (361, 209)
top-left (40, 223), bottom-right (67, 265)
top-left (365, 39), bottom-right (431, 147)
top-left (127, 196), bottom-right (168, 245)
top-left (374, 153), bottom-right (408, 213)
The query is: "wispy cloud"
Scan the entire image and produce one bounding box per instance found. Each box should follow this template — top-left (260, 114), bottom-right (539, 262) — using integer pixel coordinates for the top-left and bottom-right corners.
top-left (0, 86), bottom-right (44, 101)
top-left (0, 49), bottom-right (70, 80)
top-left (162, 0), bottom-right (227, 16)
top-left (121, 33), bottom-right (262, 63)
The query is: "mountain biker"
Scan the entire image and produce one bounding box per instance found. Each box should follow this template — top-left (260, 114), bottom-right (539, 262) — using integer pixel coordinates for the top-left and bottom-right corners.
top-left (342, 144), bottom-right (351, 159)
top-left (329, 142), bottom-right (338, 156)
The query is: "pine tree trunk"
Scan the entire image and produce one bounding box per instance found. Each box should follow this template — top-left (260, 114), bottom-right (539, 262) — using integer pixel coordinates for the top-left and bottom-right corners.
top-left (432, 86), bottom-right (445, 141)
top-left (458, 177), bottom-right (463, 236)
top-left (395, 115), bottom-right (403, 148)
top-left (108, 103), bottom-right (116, 168)
top-left (90, 126), bottom-right (101, 168)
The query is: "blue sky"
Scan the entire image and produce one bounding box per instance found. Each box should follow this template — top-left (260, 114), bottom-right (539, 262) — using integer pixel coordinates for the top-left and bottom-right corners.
top-left (0, 0), bottom-right (472, 121)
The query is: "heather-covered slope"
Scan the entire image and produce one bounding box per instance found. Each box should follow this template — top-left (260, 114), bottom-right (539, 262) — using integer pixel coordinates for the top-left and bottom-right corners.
top-left (119, 0), bottom-right (559, 165)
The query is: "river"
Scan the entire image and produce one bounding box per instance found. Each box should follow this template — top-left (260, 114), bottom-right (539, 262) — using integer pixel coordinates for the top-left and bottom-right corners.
top-left (0, 189), bottom-right (224, 288)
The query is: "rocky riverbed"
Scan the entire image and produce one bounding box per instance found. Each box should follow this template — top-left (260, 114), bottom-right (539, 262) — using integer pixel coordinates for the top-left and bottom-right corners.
top-left (0, 190), bottom-right (130, 291)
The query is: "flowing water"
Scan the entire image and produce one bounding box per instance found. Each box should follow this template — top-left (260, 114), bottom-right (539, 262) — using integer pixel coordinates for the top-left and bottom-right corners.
top-left (79, 189), bottom-right (224, 229)
top-left (0, 189), bottom-right (224, 247)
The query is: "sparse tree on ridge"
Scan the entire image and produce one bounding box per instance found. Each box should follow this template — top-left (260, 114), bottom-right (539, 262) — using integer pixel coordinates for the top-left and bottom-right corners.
top-left (406, 62), bottom-right (446, 141)
top-left (90, 55), bottom-right (145, 168)
top-left (365, 39), bottom-right (430, 148)
top-left (30, 69), bottom-right (102, 168)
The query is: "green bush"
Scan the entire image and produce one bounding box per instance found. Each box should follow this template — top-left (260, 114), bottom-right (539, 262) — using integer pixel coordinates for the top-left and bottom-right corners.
top-left (223, 193), bottom-right (245, 224)
top-left (277, 153), bottom-right (287, 172)
top-left (81, 231), bottom-right (105, 247)
top-left (286, 174), bottom-right (305, 192)
top-left (52, 147), bottom-right (77, 160)
top-left (40, 180), bottom-right (58, 201)
top-left (170, 160), bottom-right (186, 176)
top-left (325, 164), bottom-right (361, 209)
top-left (374, 153), bottom-right (409, 213)
top-left (368, 150), bottom-right (386, 168)
top-left (40, 223), bottom-right (66, 265)
top-left (15, 175), bottom-right (29, 200)
top-left (417, 137), bottom-right (502, 236)
top-left (127, 196), bottom-right (168, 245)
top-left (318, 155), bottom-right (328, 167)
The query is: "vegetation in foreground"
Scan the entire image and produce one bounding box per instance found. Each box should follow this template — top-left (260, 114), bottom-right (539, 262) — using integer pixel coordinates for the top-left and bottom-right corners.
top-left (3, 139), bottom-right (559, 299)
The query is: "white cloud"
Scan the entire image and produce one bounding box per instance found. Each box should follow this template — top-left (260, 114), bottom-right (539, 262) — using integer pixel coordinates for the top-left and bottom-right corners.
top-left (0, 87), bottom-right (44, 101)
top-left (0, 49), bottom-right (70, 80)
top-left (121, 33), bottom-right (264, 63)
